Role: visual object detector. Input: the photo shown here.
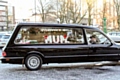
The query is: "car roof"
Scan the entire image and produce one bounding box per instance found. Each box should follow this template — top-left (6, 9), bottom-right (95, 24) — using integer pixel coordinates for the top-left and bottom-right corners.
top-left (16, 22), bottom-right (99, 30)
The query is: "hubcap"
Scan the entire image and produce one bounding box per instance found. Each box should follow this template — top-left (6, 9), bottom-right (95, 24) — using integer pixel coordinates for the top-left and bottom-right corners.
top-left (27, 56), bottom-right (40, 69)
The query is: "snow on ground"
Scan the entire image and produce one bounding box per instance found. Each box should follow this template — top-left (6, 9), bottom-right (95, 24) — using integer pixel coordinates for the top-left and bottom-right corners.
top-left (0, 62), bottom-right (120, 80)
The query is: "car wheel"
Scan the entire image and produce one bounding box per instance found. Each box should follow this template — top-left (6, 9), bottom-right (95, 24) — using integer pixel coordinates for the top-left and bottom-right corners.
top-left (25, 54), bottom-right (42, 70)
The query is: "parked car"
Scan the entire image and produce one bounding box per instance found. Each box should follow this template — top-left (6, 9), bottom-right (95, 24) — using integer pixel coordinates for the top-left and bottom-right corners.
top-left (107, 32), bottom-right (120, 36)
top-left (108, 36), bottom-right (120, 43)
top-left (0, 34), bottom-right (11, 47)
top-left (107, 32), bottom-right (120, 43)
top-left (0, 32), bottom-right (8, 38)
top-left (1, 22), bottom-right (120, 70)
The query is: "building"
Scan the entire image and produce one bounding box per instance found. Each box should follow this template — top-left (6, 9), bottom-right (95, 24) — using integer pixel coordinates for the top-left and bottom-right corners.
top-left (0, 0), bottom-right (15, 31)
top-left (0, 0), bottom-right (8, 31)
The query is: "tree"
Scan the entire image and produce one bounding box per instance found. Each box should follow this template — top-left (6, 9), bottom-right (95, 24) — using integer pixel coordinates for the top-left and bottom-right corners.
top-left (86, 0), bottom-right (96, 25)
top-left (113, 0), bottom-right (120, 30)
top-left (67, 0), bottom-right (87, 24)
top-left (94, 0), bottom-right (117, 31)
top-left (57, 0), bottom-right (87, 24)
top-left (37, 0), bottom-right (54, 22)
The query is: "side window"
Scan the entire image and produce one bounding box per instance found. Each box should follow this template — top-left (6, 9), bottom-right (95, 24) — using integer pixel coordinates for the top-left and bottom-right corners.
top-left (14, 27), bottom-right (84, 44)
top-left (14, 27), bottom-right (42, 44)
top-left (86, 29), bottom-right (111, 45)
top-left (67, 28), bottom-right (84, 44)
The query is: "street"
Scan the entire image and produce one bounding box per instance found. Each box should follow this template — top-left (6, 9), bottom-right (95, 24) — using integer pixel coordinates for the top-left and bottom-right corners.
top-left (1, 49), bottom-right (120, 80)
top-left (1, 62), bottom-right (120, 80)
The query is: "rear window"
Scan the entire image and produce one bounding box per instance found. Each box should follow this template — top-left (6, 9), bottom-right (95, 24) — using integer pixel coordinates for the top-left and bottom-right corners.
top-left (14, 26), bottom-right (85, 44)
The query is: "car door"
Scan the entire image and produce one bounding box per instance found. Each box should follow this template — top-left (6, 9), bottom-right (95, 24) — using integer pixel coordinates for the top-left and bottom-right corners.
top-left (85, 29), bottom-right (120, 61)
top-left (88, 44), bottom-right (120, 61)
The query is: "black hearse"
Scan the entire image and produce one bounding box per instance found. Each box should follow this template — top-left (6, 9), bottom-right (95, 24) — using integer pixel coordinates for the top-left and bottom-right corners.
top-left (1, 22), bottom-right (120, 70)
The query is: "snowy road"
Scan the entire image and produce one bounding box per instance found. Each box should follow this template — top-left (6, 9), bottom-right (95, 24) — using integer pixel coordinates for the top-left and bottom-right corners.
top-left (0, 62), bottom-right (120, 80)
top-left (1, 48), bottom-right (120, 80)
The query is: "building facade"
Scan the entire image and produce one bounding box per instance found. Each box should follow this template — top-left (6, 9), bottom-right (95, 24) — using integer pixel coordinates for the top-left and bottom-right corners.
top-left (0, 0), bottom-right (15, 31)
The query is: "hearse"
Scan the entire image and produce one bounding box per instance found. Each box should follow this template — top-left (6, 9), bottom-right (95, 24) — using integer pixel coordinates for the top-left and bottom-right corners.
top-left (1, 22), bottom-right (120, 70)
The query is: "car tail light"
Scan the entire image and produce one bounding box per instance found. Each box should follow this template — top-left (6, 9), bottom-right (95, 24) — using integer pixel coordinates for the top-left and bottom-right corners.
top-left (2, 51), bottom-right (6, 57)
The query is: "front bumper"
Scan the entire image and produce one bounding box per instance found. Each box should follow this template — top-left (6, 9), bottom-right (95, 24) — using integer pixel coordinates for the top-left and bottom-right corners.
top-left (1, 57), bottom-right (24, 64)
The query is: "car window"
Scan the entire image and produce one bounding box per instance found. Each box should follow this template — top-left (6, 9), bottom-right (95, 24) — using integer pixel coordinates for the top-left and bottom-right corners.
top-left (0, 34), bottom-right (3, 38)
top-left (2, 35), bottom-right (10, 39)
top-left (0, 32), bottom-right (8, 38)
top-left (14, 26), bottom-right (85, 44)
top-left (85, 29), bottom-right (111, 45)
top-left (116, 33), bottom-right (120, 36)
top-left (107, 32), bottom-right (120, 36)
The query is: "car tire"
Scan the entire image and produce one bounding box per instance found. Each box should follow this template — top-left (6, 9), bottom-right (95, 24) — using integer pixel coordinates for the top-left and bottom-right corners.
top-left (25, 54), bottom-right (42, 70)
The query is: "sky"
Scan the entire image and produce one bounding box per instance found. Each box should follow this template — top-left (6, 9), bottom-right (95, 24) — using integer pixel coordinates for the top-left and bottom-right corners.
top-left (6, 0), bottom-right (35, 19)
